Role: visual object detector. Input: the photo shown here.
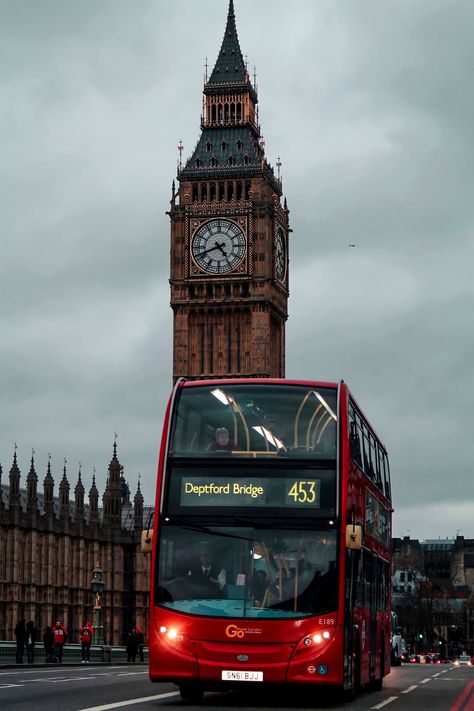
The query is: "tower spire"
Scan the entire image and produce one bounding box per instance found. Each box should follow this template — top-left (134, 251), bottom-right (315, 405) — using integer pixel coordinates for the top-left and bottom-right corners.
top-left (208, 0), bottom-right (249, 87)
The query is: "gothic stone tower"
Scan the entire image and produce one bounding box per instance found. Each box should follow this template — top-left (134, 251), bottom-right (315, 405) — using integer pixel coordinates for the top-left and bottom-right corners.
top-left (169, 0), bottom-right (290, 380)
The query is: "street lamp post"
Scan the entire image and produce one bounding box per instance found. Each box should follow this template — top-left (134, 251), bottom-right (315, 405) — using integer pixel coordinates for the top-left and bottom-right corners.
top-left (91, 562), bottom-right (105, 645)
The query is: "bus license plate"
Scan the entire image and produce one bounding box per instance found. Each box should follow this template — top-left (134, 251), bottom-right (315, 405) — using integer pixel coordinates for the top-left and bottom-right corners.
top-left (221, 670), bottom-right (263, 682)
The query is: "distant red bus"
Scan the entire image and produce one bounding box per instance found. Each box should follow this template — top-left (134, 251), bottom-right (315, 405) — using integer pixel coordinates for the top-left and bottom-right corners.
top-left (148, 379), bottom-right (392, 701)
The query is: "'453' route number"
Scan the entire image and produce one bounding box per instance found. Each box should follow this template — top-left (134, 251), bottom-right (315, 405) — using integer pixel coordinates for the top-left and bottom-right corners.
top-left (287, 480), bottom-right (317, 504)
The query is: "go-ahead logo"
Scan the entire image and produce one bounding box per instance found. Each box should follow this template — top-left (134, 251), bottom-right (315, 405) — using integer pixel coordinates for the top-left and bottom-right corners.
top-left (225, 624), bottom-right (262, 639)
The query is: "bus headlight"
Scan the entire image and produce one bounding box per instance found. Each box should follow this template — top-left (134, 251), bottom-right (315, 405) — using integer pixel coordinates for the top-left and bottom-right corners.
top-left (295, 629), bottom-right (335, 657)
top-left (159, 626), bottom-right (184, 642)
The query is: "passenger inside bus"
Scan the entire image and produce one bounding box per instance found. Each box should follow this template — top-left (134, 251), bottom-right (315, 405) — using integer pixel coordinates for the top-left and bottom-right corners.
top-left (207, 427), bottom-right (237, 452)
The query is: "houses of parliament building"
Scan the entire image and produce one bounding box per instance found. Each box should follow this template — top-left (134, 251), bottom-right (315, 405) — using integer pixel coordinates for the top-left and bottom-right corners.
top-left (0, 444), bottom-right (150, 645)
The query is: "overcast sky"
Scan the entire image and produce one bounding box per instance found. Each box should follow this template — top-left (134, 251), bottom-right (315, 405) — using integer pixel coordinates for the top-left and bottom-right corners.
top-left (1, 0), bottom-right (473, 540)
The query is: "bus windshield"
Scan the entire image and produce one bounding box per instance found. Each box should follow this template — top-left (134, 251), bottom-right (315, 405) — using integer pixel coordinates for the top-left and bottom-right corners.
top-left (170, 384), bottom-right (338, 458)
top-left (155, 525), bottom-right (338, 619)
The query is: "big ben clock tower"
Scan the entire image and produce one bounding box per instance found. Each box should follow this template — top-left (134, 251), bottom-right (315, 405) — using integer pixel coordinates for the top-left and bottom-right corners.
top-left (169, 0), bottom-right (290, 380)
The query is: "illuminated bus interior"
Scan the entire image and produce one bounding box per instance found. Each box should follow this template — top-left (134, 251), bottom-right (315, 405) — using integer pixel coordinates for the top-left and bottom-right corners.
top-left (170, 384), bottom-right (338, 459)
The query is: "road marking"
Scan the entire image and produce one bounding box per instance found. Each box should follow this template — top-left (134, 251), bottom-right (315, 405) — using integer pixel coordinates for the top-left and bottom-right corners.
top-left (116, 672), bottom-right (148, 676)
top-left (421, 677), bottom-right (431, 684)
top-left (401, 685), bottom-right (418, 694)
top-left (49, 676), bottom-right (91, 683)
top-left (0, 684), bottom-right (23, 688)
top-left (76, 691), bottom-right (180, 711)
top-left (433, 672), bottom-right (442, 677)
top-left (0, 666), bottom-right (122, 677)
top-left (448, 680), bottom-right (474, 711)
top-left (371, 696), bottom-right (398, 709)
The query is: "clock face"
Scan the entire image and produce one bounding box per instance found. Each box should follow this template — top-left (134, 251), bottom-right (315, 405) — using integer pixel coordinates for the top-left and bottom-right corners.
top-left (275, 227), bottom-right (286, 282)
top-left (191, 219), bottom-right (246, 274)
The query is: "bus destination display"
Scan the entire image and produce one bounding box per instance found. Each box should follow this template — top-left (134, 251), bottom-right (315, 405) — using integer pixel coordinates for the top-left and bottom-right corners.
top-left (179, 476), bottom-right (321, 508)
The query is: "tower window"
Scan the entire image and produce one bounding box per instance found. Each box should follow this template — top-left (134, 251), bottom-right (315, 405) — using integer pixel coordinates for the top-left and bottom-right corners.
top-left (195, 158), bottom-right (201, 167)
top-left (210, 157), bottom-right (217, 167)
top-left (221, 140), bottom-right (227, 151)
top-left (228, 156), bottom-right (234, 166)
top-left (244, 155), bottom-right (249, 165)
top-left (206, 141), bottom-right (212, 152)
top-left (236, 139), bottom-right (242, 150)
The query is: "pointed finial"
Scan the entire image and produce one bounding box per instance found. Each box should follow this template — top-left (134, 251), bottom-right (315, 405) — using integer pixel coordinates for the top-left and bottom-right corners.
top-left (204, 56), bottom-right (208, 82)
top-left (114, 432), bottom-right (118, 457)
top-left (177, 139), bottom-right (184, 171)
top-left (253, 66), bottom-right (257, 87)
top-left (78, 462), bottom-right (82, 480)
top-left (276, 156), bottom-right (282, 182)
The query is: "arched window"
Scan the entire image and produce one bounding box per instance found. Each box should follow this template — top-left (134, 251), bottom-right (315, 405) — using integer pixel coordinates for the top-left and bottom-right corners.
top-left (219, 183), bottom-right (225, 201)
top-left (210, 183), bottom-right (216, 201)
top-left (228, 156), bottom-right (234, 166)
top-left (206, 141), bottom-right (212, 152)
top-left (237, 102), bottom-right (242, 121)
top-left (224, 103), bottom-right (229, 123)
top-left (245, 181), bottom-right (251, 199)
top-left (210, 156), bottom-right (217, 167)
top-left (211, 105), bottom-right (217, 123)
top-left (236, 139), bottom-right (242, 151)
top-left (195, 158), bottom-right (201, 167)
top-left (221, 140), bottom-right (227, 151)
top-left (201, 184), bottom-right (207, 201)
top-left (244, 155), bottom-right (249, 165)
top-left (230, 103), bottom-right (235, 121)
top-left (192, 184), bottom-right (198, 202)
top-left (218, 103), bottom-right (223, 122)
top-left (227, 182), bottom-right (234, 201)
top-left (236, 182), bottom-right (243, 200)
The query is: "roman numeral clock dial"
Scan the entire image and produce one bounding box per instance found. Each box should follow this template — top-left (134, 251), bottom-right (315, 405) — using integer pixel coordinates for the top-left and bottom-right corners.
top-left (275, 227), bottom-right (287, 282)
top-left (191, 219), bottom-right (246, 274)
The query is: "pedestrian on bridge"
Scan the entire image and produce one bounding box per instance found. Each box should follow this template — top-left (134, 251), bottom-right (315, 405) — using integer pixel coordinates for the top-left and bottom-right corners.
top-left (26, 620), bottom-right (37, 663)
top-left (126, 627), bottom-right (138, 663)
top-left (14, 618), bottom-right (26, 664)
top-left (52, 620), bottom-right (68, 663)
top-left (43, 625), bottom-right (54, 662)
top-left (80, 620), bottom-right (94, 663)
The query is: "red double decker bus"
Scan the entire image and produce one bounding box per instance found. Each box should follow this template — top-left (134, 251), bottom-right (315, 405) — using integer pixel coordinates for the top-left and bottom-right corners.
top-left (148, 378), bottom-right (392, 701)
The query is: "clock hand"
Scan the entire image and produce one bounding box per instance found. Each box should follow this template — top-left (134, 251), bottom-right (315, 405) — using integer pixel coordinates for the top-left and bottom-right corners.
top-left (196, 240), bottom-right (227, 257)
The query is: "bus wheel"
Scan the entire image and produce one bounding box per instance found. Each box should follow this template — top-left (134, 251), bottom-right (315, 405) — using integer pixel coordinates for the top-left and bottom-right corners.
top-left (179, 683), bottom-right (204, 703)
top-left (370, 638), bottom-right (385, 691)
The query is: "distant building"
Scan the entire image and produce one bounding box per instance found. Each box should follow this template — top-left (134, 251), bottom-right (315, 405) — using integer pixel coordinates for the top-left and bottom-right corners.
top-left (392, 536), bottom-right (474, 655)
top-left (0, 443), bottom-right (151, 645)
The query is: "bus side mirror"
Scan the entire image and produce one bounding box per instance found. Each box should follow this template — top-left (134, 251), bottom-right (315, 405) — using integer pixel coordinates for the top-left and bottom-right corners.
top-left (141, 529), bottom-right (153, 554)
top-left (346, 524), bottom-right (362, 550)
